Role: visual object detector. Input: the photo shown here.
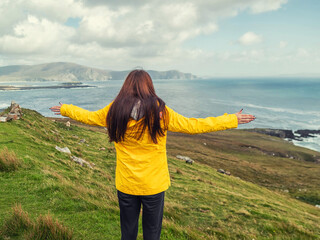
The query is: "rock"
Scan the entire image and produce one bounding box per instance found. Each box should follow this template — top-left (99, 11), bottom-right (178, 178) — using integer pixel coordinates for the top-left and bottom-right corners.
top-left (248, 128), bottom-right (320, 141)
top-left (247, 129), bottom-right (295, 139)
top-left (55, 146), bottom-right (71, 154)
top-left (295, 130), bottom-right (320, 138)
top-left (0, 117), bottom-right (7, 122)
top-left (217, 169), bottom-right (231, 176)
top-left (176, 155), bottom-right (194, 164)
top-left (315, 205), bottom-right (320, 208)
top-left (0, 101), bottom-right (23, 122)
top-left (99, 147), bottom-right (106, 151)
top-left (71, 155), bottom-right (94, 169)
top-left (80, 139), bottom-right (86, 143)
top-left (186, 159), bottom-right (194, 164)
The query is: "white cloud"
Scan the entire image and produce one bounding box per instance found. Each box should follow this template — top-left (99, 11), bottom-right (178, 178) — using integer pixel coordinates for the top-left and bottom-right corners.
top-left (238, 32), bottom-right (262, 46)
top-left (279, 41), bottom-right (288, 48)
top-left (220, 49), bottom-right (265, 62)
top-left (0, 0), bottom-right (289, 74)
top-left (0, 15), bottom-right (75, 54)
top-left (296, 48), bottom-right (310, 58)
top-left (250, 0), bottom-right (288, 13)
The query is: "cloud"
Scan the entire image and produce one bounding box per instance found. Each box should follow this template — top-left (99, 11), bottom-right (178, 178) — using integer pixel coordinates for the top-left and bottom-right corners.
top-left (279, 41), bottom-right (288, 48)
top-left (0, 0), bottom-right (288, 72)
top-left (296, 48), bottom-right (310, 58)
top-left (238, 32), bottom-right (262, 46)
top-left (220, 49), bottom-right (265, 62)
top-left (250, 0), bottom-right (288, 13)
top-left (0, 15), bottom-right (75, 55)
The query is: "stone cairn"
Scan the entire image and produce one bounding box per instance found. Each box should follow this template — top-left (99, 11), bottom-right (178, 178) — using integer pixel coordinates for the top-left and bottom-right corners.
top-left (0, 101), bottom-right (22, 122)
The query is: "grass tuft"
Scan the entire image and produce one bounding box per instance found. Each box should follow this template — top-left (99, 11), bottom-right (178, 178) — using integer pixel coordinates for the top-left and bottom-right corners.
top-left (0, 147), bottom-right (21, 172)
top-left (26, 214), bottom-right (73, 240)
top-left (0, 205), bottom-right (73, 240)
top-left (0, 204), bottom-right (32, 237)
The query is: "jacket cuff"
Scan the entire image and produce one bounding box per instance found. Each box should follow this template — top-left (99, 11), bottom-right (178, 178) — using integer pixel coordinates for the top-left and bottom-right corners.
top-left (229, 114), bottom-right (238, 128)
top-left (60, 104), bottom-right (68, 117)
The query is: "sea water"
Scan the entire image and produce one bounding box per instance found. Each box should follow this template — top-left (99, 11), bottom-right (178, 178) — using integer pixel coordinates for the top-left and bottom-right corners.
top-left (1, 78), bottom-right (320, 152)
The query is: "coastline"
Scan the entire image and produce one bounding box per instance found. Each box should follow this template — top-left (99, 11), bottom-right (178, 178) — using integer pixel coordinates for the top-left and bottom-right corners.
top-left (0, 83), bottom-right (94, 91)
top-left (47, 117), bottom-right (320, 153)
top-left (245, 128), bottom-right (320, 140)
top-left (245, 128), bottom-right (320, 152)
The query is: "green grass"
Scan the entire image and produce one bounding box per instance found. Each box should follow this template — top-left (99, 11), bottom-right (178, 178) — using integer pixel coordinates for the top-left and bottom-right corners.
top-left (0, 146), bottom-right (21, 172)
top-left (0, 109), bottom-right (319, 239)
top-left (0, 204), bottom-right (72, 240)
top-left (167, 130), bottom-right (320, 205)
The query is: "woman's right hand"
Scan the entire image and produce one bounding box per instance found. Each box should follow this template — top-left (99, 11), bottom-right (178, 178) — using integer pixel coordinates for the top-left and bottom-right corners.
top-left (235, 109), bottom-right (256, 124)
top-left (49, 102), bottom-right (63, 115)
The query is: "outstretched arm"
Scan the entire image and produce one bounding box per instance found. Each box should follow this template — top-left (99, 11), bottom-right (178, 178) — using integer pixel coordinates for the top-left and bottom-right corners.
top-left (167, 106), bottom-right (255, 134)
top-left (50, 102), bottom-right (111, 127)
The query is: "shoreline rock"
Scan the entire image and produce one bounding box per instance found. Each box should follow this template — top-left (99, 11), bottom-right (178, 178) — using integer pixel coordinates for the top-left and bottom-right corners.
top-left (295, 130), bottom-right (320, 138)
top-left (246, 128), bottom-right (320, 141)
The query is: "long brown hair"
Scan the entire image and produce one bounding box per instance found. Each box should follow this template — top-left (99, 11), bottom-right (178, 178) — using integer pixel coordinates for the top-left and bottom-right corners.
top-left (106, 70), bottom-right (167, 143)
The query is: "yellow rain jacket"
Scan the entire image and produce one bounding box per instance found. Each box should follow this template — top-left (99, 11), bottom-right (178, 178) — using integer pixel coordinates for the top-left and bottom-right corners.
top-left (60, 103), bottom-right (238, 195)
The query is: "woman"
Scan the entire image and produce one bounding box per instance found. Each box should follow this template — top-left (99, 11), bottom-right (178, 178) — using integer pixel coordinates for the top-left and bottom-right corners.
top-left (50, 70), bottom-right (255, 240)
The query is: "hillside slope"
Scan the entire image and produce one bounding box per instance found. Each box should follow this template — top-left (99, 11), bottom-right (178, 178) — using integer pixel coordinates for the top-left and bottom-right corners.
top-left (0, 109), bottom-right (319, 239)
top-left (167, 131), bottom-right (320, 206)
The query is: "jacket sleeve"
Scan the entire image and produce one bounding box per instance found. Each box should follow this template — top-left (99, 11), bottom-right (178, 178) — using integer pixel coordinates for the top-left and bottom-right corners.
top-left (60, 103), bottom-right (112, 127)
top-left (166, 106), bottom-right (238, 134)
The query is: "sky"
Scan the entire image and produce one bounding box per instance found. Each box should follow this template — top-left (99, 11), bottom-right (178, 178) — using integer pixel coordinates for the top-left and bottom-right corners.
top-left (0, 0), bottom-right (319, 77)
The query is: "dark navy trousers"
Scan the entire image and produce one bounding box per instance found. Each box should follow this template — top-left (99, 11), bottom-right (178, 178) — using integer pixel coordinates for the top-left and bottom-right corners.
top-left (117, 190), bottom-right (165, 240)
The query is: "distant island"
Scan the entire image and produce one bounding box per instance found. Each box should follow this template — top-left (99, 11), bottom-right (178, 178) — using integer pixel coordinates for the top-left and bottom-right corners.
top-left (0, 62), bottom-right (197, 82)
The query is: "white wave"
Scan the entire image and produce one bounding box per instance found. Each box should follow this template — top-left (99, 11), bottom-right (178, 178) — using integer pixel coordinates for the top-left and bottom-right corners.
top-left (209, 98), bottom-right (320, 117)
top-left (0, 103), bottom-right (10, 109)
top-left (292, 134), bottom-right (320, 152)
top-left (244, 103), bottom-right (320, 117)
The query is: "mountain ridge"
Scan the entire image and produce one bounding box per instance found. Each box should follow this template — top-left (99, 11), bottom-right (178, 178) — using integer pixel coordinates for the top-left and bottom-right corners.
top-left (0, 62), bottom-right (197, 82)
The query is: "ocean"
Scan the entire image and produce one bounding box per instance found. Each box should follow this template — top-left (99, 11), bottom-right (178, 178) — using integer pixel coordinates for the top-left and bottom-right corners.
top-left (1, 78), bottom-right (320, 152)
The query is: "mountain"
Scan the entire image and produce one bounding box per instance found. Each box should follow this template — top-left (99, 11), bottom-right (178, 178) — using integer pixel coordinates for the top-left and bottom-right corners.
top-left (0, 62), bottom-right (197, 82)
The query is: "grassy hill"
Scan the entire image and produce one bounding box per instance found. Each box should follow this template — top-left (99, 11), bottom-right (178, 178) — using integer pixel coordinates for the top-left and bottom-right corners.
top-left (166, 130), bottom-right (320, 206)
top-left (0, 109), bottom-right (319, 239)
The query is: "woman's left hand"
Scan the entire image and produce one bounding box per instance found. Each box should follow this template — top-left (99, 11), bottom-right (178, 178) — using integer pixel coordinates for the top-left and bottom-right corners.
top-left (235, 109), bottom-right (256, 124)
top-left (49, 102), bottom-right (63, 115)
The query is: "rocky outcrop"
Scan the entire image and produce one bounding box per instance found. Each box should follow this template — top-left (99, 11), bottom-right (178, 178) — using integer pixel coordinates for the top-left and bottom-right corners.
top-left (295, 130), bottom-right (320, 138)
top-left (247, 128), bottom-right (320, 141)
top-left (0, 101), bottom-right (22, 122)
top-left (247, 129), bottom-right (295, 139)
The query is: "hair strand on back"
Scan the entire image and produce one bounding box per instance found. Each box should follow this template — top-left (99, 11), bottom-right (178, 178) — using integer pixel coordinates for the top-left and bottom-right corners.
top-left (106, 70), bottom-right (167, 144)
